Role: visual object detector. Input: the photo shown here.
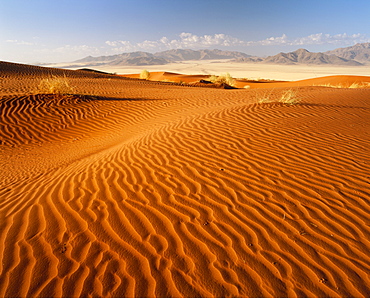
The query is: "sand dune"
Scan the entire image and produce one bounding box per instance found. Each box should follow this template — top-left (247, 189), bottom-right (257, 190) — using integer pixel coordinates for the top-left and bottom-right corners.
top-left (1, 61), bottom-right (370, 297)
top-left (122, 71), bottom-right (370, 89)
top-left (49, 59), bottom-right (370, 82)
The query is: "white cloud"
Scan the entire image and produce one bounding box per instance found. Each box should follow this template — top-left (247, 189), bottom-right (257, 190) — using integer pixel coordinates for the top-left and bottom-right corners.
top-left (291, 33), bottom-right (368, 45)
top-left (105, 32), bottom-right (370, 53)
top-left (6, 39), bottom-right (34, 45)
top-left (246, 34), bottom-right (289, 46)
top-left (137, 40), bottom-right (161, 50)
top-left (243, 33), bottom-right (370, 47)
top-left (105, 32), bottom-right (245, 52)
top-left (104, 40), bottom-right (136, 53)
top-left (175, 32), bottom-right (243, 47)
top-left (4, 32), bottom-right (368, 63)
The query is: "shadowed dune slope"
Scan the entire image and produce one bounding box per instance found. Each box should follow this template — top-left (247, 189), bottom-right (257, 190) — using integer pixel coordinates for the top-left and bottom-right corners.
top-left (1, 62), bottom-right (370, 297)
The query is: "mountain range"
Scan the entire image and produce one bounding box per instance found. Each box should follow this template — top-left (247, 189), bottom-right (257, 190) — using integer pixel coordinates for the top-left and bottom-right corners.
top-left (236, 48), bottom-right (363, 66)
top-left (324, 42), bottom-right (370, 63)
top-left (75, 49), bottom-right (251, 66)
top-left (73, 43), bottom-right (370, 66)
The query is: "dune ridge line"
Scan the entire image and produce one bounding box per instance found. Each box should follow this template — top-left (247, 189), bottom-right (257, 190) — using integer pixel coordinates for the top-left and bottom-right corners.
top-left (1, 61), bottom-right (370, 297)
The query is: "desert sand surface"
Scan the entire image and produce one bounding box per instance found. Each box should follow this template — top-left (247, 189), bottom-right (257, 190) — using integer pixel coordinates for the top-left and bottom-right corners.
top-left (51, 59), bottom-right (370, 81)
top-left (121, 71), bottom-right (370, 90)
top-left (1, 61), bottom-right (370, 297)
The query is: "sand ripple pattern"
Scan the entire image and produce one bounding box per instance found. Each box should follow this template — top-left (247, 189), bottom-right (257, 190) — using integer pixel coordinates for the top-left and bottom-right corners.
top-left (1, 64), bottom-right (370, 297)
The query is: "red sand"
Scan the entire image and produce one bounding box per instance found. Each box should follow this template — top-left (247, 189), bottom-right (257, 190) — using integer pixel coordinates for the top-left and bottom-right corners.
top-left (1, 61), bottom-right (370, 297)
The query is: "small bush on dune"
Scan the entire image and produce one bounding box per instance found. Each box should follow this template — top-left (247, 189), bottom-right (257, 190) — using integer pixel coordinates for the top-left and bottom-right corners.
top-left (348, 82), bottom-right (370, 88)
top-left (314, 82), bottom-right (370, 88)
top-left (37, 76), bottom-right (74, 95)
top-left (256, 89), bottom-right (273, 103)
top-left (161, 79), bottom-right (175, 83)
top-left (221, 73), bottom-right (236, 86)
top-left (209, 75), bottom-right (218, 83)
top-left (256, 88), bottom-right (300, 105)
top-left (258, 96), bottom-right (271, 103)
top-left (209, 73), bottom-right (236, 87)
top-left (279, 89), bottom-right (300, 105)
top-left (140, 69), bottom-right (150, 80)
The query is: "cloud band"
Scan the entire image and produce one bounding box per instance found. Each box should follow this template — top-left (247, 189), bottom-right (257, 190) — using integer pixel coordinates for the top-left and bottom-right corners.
top-left (105, 32), bottom-right (369, 53)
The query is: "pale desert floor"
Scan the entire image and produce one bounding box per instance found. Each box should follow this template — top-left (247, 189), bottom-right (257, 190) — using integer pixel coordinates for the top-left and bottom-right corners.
top-left (51, 59), bottom-right (370, 81)
top-left (1, 61), bottom-right (370, 297)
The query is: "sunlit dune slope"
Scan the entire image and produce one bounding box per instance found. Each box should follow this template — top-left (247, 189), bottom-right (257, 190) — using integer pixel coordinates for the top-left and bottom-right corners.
top-left (1, 61), bottom-right (370, 297)
top-left (122, 71), bottom-right (370, 89)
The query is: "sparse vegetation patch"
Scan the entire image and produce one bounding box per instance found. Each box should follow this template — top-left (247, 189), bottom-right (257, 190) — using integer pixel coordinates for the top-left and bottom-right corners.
top-left (140, 69), bottom-right (150, 80)
top-left (256, 88), bottom-right (300, 105)
top-left (209, 73), bottom-right (236, 87)
top-left (314, 82), bottom-right (370, 88)
top-left (37, 76), bottom-right (74, 95)
top-left (279, 89), bottom-right (300, 105)
top-left (256, 89), bottom-right (273, 104)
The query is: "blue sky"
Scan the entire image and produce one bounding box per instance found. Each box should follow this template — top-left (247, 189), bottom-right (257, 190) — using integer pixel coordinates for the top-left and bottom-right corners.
top-left (1, 0), bottom-right (369, 63)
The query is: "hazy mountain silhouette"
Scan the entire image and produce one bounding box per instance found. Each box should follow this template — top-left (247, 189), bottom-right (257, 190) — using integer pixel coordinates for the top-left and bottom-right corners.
top-left (324, 43), bottom-right (370, 63)
top-left (73, 44), bottom-right (369, 66)
top-left (75, 49), bottom-right (250, 66)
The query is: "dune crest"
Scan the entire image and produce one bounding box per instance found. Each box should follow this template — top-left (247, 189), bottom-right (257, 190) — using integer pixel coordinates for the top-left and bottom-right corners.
top-left (1, 62), bottom-right (370, 297)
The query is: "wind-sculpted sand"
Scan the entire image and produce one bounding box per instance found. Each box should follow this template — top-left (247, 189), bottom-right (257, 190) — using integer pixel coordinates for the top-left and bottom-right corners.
top-left (1, 61), bottom-right (370, 297)
top-left (53, 59), bottom-right (370, 81)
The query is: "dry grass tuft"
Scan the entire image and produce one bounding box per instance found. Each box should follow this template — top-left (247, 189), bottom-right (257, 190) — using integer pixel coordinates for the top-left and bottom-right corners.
top-left (256, 89), bottom-right (273, 103)
top-left (209, 73), bottom-right (235, 87)
top-left (256, 88), bottom-right (300, 105)
top-left (314, 82), bottom-right (370, 89)
top-left (140, 69), bottom-right (150, 80)
top-left (208, 75), bottom-right (218, 83)
top-left (37, 76), bottom-right (74, 95)
top-left (279, 89), bottom-right (300, 105)
top-left (161, 79), bottom-right (175, 83)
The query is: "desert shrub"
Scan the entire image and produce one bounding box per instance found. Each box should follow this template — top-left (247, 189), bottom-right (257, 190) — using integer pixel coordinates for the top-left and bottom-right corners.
top-left (140, 69), bottom-right (150, 80)
top-left (278, 89), bottom-right (300, 105)
top-left (37, 76), bottom-right (74, 94)
top-left (314, 82), bottom-right (370, 88)
top-left (348, 82), bottom-right (370, 88)
top-left (257, 93), bottom-right (272, 103)
top-left (222, 73), bottom-right (236, 86)
top-left (255, 89), bottom-right (300, 105)
top-left (209, 75), bottom-right (218, 83)
top-left (209, 73), bottom-right (235, 87)
top-left (256, 89), bottom-right (273, 103)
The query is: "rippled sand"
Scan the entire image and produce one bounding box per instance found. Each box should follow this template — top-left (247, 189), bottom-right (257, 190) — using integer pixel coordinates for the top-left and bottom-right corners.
top-left (1, 61), bottom-right (370, 297)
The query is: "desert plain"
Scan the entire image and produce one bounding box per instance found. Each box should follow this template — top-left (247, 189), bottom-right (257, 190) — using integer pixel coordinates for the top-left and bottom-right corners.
top-left (1, 60), bottom-right (370, 297)
top-left (50, 59), bottom-right (370, 81)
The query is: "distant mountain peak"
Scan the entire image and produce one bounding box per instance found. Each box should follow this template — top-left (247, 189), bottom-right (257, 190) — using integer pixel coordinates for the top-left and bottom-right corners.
top-left (72, 43), bottom-right (369, 67)
top-left (234, 47), bottom-right (363, 66)
top-left (295, 48), bottom-right (310, 53)
top-left (74, 49), bottom-right (251, 66)
top-left (325, 43), bottom-right (370, 63)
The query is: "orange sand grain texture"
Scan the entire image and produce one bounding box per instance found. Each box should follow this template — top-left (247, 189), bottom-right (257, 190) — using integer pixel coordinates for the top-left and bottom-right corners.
top-left (1, 61), bottom-right (370, 297)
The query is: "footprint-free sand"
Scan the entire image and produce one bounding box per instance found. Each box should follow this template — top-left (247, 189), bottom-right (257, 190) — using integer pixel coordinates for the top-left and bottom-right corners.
top-left (1, 61), bottom-right (370, 297)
